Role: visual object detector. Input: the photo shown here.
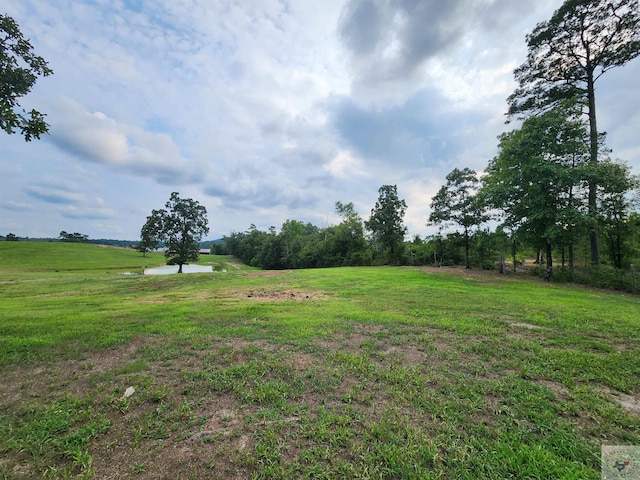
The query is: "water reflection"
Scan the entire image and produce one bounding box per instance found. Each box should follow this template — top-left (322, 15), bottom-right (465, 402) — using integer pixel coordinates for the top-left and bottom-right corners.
top-left (144, 264), bottom-right (213, 275)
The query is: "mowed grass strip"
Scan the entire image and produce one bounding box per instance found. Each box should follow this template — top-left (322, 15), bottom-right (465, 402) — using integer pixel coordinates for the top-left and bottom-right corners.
top-left (0, 243), bottom-right (639, 479)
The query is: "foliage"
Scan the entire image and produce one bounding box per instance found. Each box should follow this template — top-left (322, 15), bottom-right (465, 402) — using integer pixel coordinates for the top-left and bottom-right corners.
top-left (429, 167), bottom-right (489, 269)
top-left (507, 0), bottom-right (640, 265)
top-left (59, 231), bottom-right (89, 243)
top-left (5, 232), bottom-right (19, 241)
top-left (138, 213), bottom-right (161, 257)
top-left (222, 207), bottom-right (372, 270)
top-left (365, 185), bottom-right (408, 264)
top-left (508, 0), bottom-right (640, 118)
top-left (0, 14), bottom-right (53, 141)
top-left (332, 201), bottom-right (371, 266)
top-left (483, 108), bottom-right (592, 278)
top-left (595, 161), bottom-right (640, 268)
top-left (544, 265), bottom-right (639, 294)
top-left (142, 192), bottom-right (209, 273)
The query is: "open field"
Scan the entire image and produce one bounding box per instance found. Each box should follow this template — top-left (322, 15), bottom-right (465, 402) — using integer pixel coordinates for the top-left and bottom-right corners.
top-left (1, 243), bottom-right (639, 479)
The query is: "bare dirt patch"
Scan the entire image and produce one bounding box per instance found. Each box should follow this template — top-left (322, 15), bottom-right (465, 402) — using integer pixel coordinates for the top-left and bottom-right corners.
top-left (92, 396), bottom-right (256, 479)
top-left (0, 336), bottom-right (158, 408)
top-left (285, 351), bottom-right (317, 370)
top-left (246, 270), bottom-right (292, 278)
top-left (418, 265), bottom-right (557, 289)
top-left (534, 379), bottom-right (570, 398)
top-left (596, 386), bottom-right (640, 416)
top-left (506, 321), bottom-right (550, 342)
top-left (229, 288), bottom-right (326, 301)
top-left (510, 322), bottom-right (544, 330)
top-left (616, 393), bottom-right (640, 415)
top-left (419, 266), bottom-right (521, 282)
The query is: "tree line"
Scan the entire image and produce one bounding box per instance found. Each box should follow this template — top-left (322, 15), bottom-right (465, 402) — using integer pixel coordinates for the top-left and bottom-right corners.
top-left (213, 179), bottom-right (639, 291)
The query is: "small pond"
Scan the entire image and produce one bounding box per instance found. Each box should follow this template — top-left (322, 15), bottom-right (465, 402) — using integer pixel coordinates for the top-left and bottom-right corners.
top-left (144, 264), bottom-right (214, 275)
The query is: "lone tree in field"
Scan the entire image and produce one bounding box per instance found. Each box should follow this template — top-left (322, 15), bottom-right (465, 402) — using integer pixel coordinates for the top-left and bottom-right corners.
top-left (143, 192), bottom-right (209, 273)
top-left (429, 168), bottom-right (489, 270)
top-left (507, 0), bottom-right (640, 266)
top-left (1, 14), bottom-right (53, 141)
top-left (365, 185), bottom-right (408, 264)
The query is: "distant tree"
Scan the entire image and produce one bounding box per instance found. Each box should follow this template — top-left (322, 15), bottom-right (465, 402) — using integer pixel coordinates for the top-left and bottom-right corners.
top-left (256, 227), bottom-right (286, 269)
top-left (333, 201), bottom-right (370, 265)
top-left (429, 168), bottom-right (489, 269)
top-left (237, 224), bottom-right (269, 267)
top-left (222, 231), bottom-right (240, 258)
top-left (278, 219), bottom-right (308, 268)
top-left (365, 185), bottom-right (408, 264)
top-left (144, 192), bottom-right (209, 273)
top-left (0, 14), bottom-right (53, 141)
top-left (59, 231), bottom-right (89, 242)
top-left (507, 0), bottom-right (640, 265)
top-left (5, 232), bottom-right (19, 241)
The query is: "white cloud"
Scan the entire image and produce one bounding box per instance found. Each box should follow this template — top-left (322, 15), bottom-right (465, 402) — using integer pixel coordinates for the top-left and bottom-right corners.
top-left (47, 97), bottom-right (199, 184)
top-left (26, 186), bottom-right (85, 205)
top-left (324, 150), bottom-right (369, 179)
top-left (3, 201), bottom-right (34, 211)
top-left (57, 205), bottom-right (118, 220)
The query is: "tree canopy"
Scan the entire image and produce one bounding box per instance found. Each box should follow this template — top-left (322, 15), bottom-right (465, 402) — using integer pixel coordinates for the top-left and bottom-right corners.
top-left (59, 231), bottom-right (89, 243)
top-left (507, 0), bottom-right (640, 265)
top-left (138, 215), bottom-right (161, 257)
top-left (365, 185), bottom-right (408, 264)
top-left (142, 192), bottom-right (209, 273)
top-left (508, 0), bottom-right (640, 119)
top-left (0, 14), bottom-right (53, 141)
top-left (429, 168), bottom-right (488, 269)
top-left (483, 109), bottom-right (593, 277)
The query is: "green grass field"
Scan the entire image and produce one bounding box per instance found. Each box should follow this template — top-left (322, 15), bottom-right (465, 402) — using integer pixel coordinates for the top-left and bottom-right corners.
top-left (1, 242), bottom-right (639, 479)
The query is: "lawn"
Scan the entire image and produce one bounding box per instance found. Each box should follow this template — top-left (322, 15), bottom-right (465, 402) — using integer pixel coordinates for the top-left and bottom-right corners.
top-left (0, 243), bottom-right (639, 479)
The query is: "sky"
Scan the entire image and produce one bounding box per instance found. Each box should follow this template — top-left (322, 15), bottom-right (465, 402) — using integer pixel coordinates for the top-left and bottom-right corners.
top-left (1, 0), bottom-right (639, 241)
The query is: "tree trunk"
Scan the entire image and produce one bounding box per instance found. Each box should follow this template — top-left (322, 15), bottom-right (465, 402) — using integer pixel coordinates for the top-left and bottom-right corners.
top-left (178, 263), bottom-right (183, 273)
top-left (616, 231), bottom-right (622, 269)
top-left (464, 229), bottom-right (470, 269)
top-left (610, 226), bottom-right (623, 270)
top-left (587, 66), bottom-right (600, 265)
top-left (545, 243), bottom-right (553, 281)
top-left (569, 243), bottom-right (574, 270)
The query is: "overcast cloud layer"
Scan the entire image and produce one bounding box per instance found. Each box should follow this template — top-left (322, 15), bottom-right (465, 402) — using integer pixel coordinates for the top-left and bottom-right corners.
top-left (1, 0), bottom-right (639, 240)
